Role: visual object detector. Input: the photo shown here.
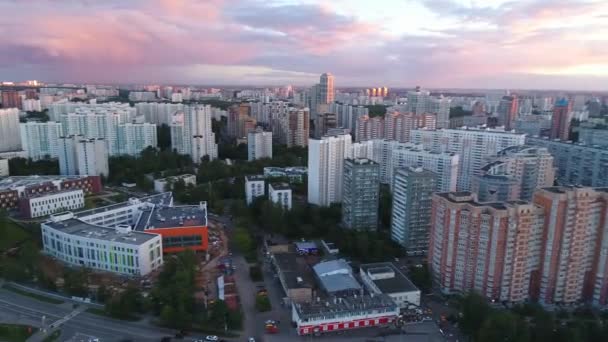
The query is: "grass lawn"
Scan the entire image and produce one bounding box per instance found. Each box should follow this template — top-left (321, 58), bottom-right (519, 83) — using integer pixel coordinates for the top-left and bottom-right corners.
top-left (0, 323), bottom-right (37, 342)
top-left (2, 284), bottom-right (64, 304)
top-left (0, 221), bottom-right (30, 251)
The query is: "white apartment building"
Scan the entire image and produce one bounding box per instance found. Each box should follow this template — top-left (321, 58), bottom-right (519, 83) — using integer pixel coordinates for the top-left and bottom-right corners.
top-left (406, 87), bottom-right (430, 115)
top-left (22, 99), bottom-right (42, 112)
top-left (41, 212), bottom-right (163, 276)
top-left (116, 123), bottom-right (157, 155)
top-left (308, 133), bottom-right (353, 206)
top-left (19, 122), bottom-right (63, 160)
top-left (360, 263), bottom-right (421, 308)
top-left (135, 102), bottom-right (184, 125)
top-left (58, 136), bottom-right (109, 177)
top-left (410, 128), bottom-right (526, 191)
top-left (269, 183), bottom-right (292, 210)
top-left (429, 96), bottom-right (451, 129)
top-left (248, 129), bottom-right (273, 161)
top-left (170, 105), bottom-right (217, 162)
top-left (0, 108), bottom-right (21, 153)
top-left (245, 175), bottom-right (265, 205)
top-left (21, 189), bottom-right (84, 218)
top-left (389, 143), bottom-right (459, 192)
top-left (0, 158), bottom-right (8, 177)
top-left (329, 103), bottom-right (368, 133)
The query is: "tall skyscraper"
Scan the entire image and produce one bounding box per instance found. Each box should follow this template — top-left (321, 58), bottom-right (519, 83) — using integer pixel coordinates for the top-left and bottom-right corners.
top-left (58, 136), bottom-right (109, 177)
top-left (248, 128), bottom-right (273, 161)
top-left (550, 98), bottom-right (572, 140)
top-left (355, 115), bottom-right (384, 142)
top-left (0, 108), bottom-right (22, 152)
top-left (410, 128), bottom-right (526, 191)
top-left (391, 167), bottom-right (436, 255)
top-left (341, 158), bottom-right (380, 230)
top-left (19, 122), bottom-right (63, 160)
top-left (406, 87), bottom-right (430, 115)
top-left (170, 105), bottom-right (218, 162)
top-left (319, 73), bottom-right (335, 105)
top-left (116, 123), bottom-right (157, 156)
top-left (308, 133), bottom-right (352, 206)
top-left (497, 95), bottom-right (519, 130)
top-left (473, 145), bottom-right (555, 202)
top-left (228, 103), bottom-right (256, 139)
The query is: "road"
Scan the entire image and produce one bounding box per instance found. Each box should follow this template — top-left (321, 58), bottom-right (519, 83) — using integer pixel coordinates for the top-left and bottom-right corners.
top-left (0, 287), bottom-right (179, 341)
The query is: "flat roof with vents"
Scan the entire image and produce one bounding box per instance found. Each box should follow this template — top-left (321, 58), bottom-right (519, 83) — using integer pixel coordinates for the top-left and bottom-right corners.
top-left (45, 218), bottom-right (158, 245)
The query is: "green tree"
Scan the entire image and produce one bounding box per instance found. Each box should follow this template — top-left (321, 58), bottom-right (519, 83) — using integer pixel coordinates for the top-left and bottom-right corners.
top-left (408, 264), bottom-right (432, 294)
top-left (477, 311), bottom-right (530, 342)
top-left (459, 292), bottom-right (491, 337)
top-left (255, 294), bottom-right (271, 312)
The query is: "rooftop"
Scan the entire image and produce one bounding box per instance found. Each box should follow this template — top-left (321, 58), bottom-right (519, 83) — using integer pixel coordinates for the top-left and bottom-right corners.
top-left (44, 217), bottom-right (158, 245)
top-left (270, 182), bottom-right (290, 191)
top-left (135, 204), bottom-right (207, 231)
top-left (294, 293), bottom-right (396, 319)
top-left (75, 192), bottom-right (172, 218)
top-left (245, 175), bottom-right (265, 182)
top-left (360, 262), bottom-right (420, 294)
top-left (0, 175), bottom-right (92, 191)
top-left (273, 252), bottom-right (316, 289)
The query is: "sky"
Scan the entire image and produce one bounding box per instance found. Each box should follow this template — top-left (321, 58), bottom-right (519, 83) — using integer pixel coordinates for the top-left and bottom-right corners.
top-left (1, 0), bottom-right (607, 90)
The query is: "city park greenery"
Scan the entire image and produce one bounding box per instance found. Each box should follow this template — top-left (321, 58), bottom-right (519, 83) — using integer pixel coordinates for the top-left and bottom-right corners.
top-left (456, 292), bottom-right (608, 342)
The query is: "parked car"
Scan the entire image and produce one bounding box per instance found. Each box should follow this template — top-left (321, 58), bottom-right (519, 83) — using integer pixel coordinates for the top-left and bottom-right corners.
top-left (205, 336), bottom-right (219, 341)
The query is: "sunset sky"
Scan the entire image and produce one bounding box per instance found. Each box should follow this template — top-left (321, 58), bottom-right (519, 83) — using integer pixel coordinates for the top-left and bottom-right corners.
top-left (1, 0), bottom-right (607, 89)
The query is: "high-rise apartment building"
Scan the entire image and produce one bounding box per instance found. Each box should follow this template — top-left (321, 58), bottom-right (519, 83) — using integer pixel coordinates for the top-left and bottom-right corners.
top-left (497, 95), bottom-right (519, 130)
top-left (533, 187), bottom-right (608, 306)
top-left (341, 158), bottom-right (380, 230)
top-left (429, 187), bottom-right (608, 306)
top-left (19, 122), bottom-right (63, 160)
top-left (527, 136), bottom-right (608, 187)
top-left (578, 127), bottom-right (608, 147)
top-left (228, 103), bottom-right (256, 139)
top-left (550, 98), bottom-right (572, 140)
top-left (384, 112), bottom-right (436, 143)
top-left (245, 175), bottom-right (265, 205)
top-left (170, 105), bottom-right (218, 162)
top-left (410, 128), bottom-right (526, 191)
top-left (390, 167), bottom-right (436, 255)
top-left (248, 128), bottom-right (273, 161)
top-left (0, 108), bottom-right (22, 152)
top-left (429, 96), bottom-right (451, 129)
top-left (314, 112), bottom-right (338, 138)
top-left (286, 108), bottom-right (310, 147)
top-left (135, 102), bottom-right (184, 125)
top-left (116, 123), bottom-right (157, 156)
top-left (473, 145), bottom-right (555, 202)
top-left (58, 136), bottom-right (109, 177)
top-left (308, 133), bottom-right (352, 207)
top-left (1, 90), bottom-right (22, 109)
top-left (407, 87), bottom-right (430, 115)
top-left (355, 115), bottom-right (385, 142)
top-left (329, 103), bottom-right (369, 133)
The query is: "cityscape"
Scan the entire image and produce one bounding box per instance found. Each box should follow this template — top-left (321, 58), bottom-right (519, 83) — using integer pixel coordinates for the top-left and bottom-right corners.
top-left (1, 1), bottom-right (608, 342)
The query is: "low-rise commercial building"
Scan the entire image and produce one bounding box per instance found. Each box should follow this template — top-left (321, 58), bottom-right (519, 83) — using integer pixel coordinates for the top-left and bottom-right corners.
top-left (360, 262), bottom-right (421, 309)
top-left (291, 294), bottom-right (399, 336)
top-left (312, 259), bottom-right (362, 297)
top-left (271, 252), bottom-right (315, 304)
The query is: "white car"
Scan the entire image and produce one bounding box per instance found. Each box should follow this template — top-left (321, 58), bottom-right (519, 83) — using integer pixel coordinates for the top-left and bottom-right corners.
top-left (248, 338), bottom-right (256, 342)
top-left (205, 336), bottom-right (218, 341)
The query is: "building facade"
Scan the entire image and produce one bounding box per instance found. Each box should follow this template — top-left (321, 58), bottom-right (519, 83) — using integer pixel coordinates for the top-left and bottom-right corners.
top-left (410, 128), bottom-right (526, 191)
top-left (0, 158), bottom-right (8, 177)
top-left (269, 183), bottom-right (292, 210)
top-left (390, 167), bottom-right (436, 254)
top-left (527, 136), bottom-right (608, 187)
top-left (171, 105), bottom-right (218, 162)
top-left (0, 108), bottom-right (21, 153)
top-left (248, 128), bottom-right (273, 161)
top-left (19, 121), bottom-right (63, 160)
top-left (58, 136), bottom-right (109, 177)
top-left (550, 98), bottom-right (572, 140)
top-left (19, 189), bottom-right (84, 218)
top-left (497, 95), bottom-right (519, 130)
top-left (308, 133), bottom-right (353, 206)
top-left (341, 158), bottom-right (380, 230)
top-left (245, 175), bottom-right (265, 205)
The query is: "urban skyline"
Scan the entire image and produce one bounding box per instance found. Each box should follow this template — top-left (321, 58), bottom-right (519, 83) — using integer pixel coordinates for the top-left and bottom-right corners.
top-left (1, 0), bottom-right (608, 90)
